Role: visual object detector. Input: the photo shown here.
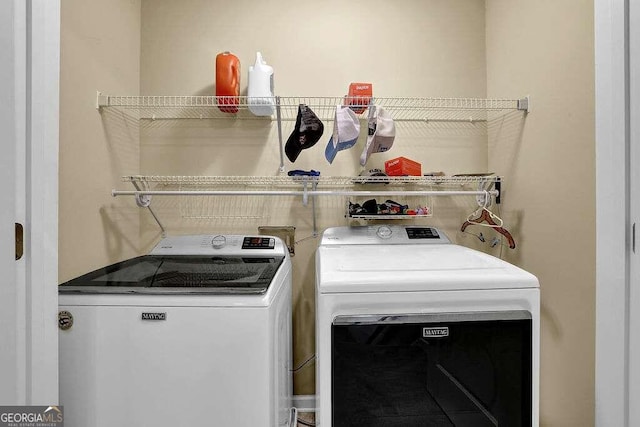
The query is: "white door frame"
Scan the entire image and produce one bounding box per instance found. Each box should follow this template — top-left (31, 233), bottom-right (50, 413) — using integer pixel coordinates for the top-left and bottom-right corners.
top-left (0, 0), bottom-right (60, 405)
top-left (27, 0), bottom-right (60, 404)
top-left (595, 0), bottom-right (631, 425)
top-left (0, 0), bottom-right (24, 404)
top-left (628, 0), bottom-right (640, 423)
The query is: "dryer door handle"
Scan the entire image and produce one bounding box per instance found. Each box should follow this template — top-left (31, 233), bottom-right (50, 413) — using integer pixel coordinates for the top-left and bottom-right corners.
top-left (333, 311), bottom-right (531, 326)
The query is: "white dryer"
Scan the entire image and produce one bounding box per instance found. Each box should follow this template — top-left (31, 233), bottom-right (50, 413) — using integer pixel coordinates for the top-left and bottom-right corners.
top-left (59, 234), bottom-right (293, 427)
top-left (315, 225), bottom-right (539, 427)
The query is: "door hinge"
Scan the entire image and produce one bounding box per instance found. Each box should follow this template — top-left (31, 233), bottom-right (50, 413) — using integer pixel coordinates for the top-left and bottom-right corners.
top-left (15, 223), bottom-right (23, 260)
top-left (633, 223), bottom-right (636, 254)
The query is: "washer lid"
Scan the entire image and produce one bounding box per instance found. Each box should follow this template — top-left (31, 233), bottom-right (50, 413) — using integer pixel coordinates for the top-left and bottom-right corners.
top-left (316, 244), bottom-right (539, 293)
top-left (58, 255), bottom-right (285, 295)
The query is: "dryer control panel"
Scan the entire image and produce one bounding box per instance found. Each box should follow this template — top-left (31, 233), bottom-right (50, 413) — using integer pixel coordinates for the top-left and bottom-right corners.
top-left (320, 226), bottom-right (450, 245)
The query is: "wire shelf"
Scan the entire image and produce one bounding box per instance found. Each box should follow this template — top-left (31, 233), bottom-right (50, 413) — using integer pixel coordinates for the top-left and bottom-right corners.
top-left (122, 174), bottom-right (500, 188)
top-left (348, 197), bottom-right (433, 220)
top-left (98, 93), bottom-right (528, 122)
top-left (117, 175), bottom-right (498, 235)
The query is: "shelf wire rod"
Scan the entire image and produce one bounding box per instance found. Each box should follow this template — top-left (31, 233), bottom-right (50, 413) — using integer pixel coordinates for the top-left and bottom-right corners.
top-left (112, 189), bottom-right (500, 198)
top-left (121, 175), bottom-right (502, 187)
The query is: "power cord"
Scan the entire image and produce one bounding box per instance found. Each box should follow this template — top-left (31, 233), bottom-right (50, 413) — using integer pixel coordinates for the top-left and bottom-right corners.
top-left (297, 417), bottom-right (316, 427)
top-left (291, 354), bottom-right (316, 373)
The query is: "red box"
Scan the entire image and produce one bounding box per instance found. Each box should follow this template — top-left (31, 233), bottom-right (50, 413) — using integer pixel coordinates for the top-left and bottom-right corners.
top-left (385, 157), bottom-right (422, 176)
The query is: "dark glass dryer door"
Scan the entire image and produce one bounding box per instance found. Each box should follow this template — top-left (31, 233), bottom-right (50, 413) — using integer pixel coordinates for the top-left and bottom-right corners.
top-left (331, 311), bottom-right (532, 427)
top-left (58, 255), bottom-right (285, 294)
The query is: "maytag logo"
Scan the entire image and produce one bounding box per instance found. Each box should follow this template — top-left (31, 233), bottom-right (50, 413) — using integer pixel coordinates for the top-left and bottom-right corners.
top-left (423, 327), bottom-right (449, 338)
top-left (141, 312), bottom-right (166, 321)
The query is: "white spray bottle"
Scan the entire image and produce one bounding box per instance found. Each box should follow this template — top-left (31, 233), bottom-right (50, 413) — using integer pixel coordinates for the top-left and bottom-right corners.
top-left (248, 52), bottom-right (275, 116)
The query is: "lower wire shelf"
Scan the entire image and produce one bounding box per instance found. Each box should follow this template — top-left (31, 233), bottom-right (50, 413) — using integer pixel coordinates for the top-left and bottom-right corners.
top-left (348, 214), bottom-right (432, 220)
top-left (113, 175), bottom-right (498, 234)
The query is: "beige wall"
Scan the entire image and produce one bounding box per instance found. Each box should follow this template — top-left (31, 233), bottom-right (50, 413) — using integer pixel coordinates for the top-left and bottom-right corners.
top-left (138, 0), bottom-right (489, 179)
top-left (59, 0), bottom-right (143, 282)
top-left (138, 0), bottom-right (493, 395)
top-left (486, 1), bottom-right (595, 426)
top-left (59, 0), bottom-right (597, 421)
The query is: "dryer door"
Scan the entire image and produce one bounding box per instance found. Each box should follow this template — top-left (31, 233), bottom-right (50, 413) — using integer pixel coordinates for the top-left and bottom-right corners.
top-left (331, 311), bottom-right (532, 427)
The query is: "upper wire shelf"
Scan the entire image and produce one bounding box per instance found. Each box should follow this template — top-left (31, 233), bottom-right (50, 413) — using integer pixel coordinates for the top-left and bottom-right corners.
top-left (121, 174), bottom-right (501, 188)
top-left (97, 92), bottom-right (529, 122)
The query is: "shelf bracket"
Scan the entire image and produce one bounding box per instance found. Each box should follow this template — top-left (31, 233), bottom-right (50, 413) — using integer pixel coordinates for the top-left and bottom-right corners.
top-left (475, 181), bottom-right (490, 208)
top-left (96, 91), bottom-right (109, 110)
top-left (517, 96), bottom-right (530, 113)
top-left (475, 178), bottom-right (501, 207)
top-left (302, 181), bottom-right (309, 206)
top-left (131, 180), bottom-right (167, 237)
top-left (298, 178), bottom-right (318, 236)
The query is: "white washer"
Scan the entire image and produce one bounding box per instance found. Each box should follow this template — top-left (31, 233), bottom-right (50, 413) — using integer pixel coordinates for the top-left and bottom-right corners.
top-left (59, 234), bottom-right (293, 427)
top-left (316, 226), bottom-right (539, 427)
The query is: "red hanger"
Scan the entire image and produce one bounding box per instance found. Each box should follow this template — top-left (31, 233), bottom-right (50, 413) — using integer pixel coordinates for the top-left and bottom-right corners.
top-left (461, 208), bottom-right (516, 249)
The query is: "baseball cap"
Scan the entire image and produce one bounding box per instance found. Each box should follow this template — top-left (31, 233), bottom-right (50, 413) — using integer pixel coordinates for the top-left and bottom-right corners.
top-left (285, 104), bottom-right (324, 162)
top-left (360, 106), bottom-right (396, 166)
top-left (325, 106), bottom-right (360, 164)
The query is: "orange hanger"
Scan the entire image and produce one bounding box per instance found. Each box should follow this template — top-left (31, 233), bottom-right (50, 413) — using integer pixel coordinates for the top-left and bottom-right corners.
top-left (461, 207), bottom-right (516, 249)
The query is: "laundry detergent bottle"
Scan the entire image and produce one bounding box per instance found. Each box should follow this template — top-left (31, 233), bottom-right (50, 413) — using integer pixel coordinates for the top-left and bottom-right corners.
top-left (248, 52), bottom-right (275, 116)
top-left (215, 51), bottom-right (240, 113)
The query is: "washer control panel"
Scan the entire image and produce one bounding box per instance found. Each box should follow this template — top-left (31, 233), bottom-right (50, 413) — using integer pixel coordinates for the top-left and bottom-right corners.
top-left (320, 226), bottom-right (450, 245)
top-left (242, 237), bottom-right (276, 249)
top-left (150, 234), bottom-right (285, 256)
top-left (406, 227), bottom-right (440, 239)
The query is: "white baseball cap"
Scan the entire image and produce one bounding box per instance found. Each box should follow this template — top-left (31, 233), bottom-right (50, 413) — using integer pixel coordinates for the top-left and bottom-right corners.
top-left (360, 106), bottom-right (396, 166)
top-left (325, 106), bottom-right (361, 164)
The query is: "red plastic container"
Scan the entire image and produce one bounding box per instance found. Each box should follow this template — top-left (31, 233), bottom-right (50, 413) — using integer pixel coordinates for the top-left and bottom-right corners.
top-left (216, 52), bottom-right (240, 113)
top-left (344, 82), bottom-right (372, 114)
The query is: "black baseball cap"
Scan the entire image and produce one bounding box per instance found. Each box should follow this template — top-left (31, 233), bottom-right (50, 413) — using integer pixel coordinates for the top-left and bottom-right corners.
top-left (285, 104), bottom-right (324, 162)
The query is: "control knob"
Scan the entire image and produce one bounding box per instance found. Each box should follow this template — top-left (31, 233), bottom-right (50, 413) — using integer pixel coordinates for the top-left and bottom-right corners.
top-left (376, 225), bottom-right (393, 239)
top-left (211, 235), bottom-right (227, 249)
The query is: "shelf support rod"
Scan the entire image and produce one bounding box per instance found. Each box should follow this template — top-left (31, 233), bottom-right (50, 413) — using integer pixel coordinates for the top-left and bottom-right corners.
top-left (130, 180), bottom-right (167, 237)
top-left (276, 96), bottom-right (285, 172)
top-left (311, 180), bottom-right (318, 237)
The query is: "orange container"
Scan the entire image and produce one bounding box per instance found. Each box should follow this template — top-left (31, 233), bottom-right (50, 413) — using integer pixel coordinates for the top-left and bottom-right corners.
top-left (385, 157), bottom-right (422, 176)
top-left (216, 51), bottom-right (240, 113)
top-left (344, 82), bottom-right (372, 114)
